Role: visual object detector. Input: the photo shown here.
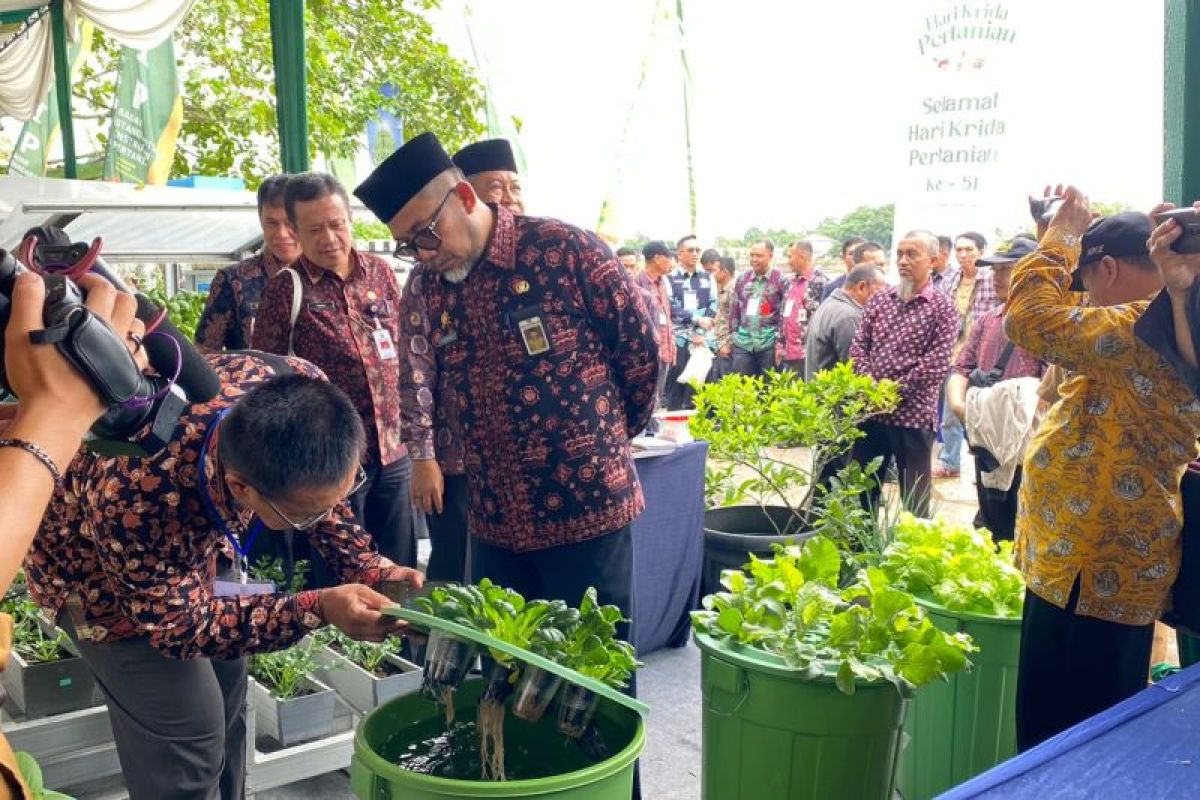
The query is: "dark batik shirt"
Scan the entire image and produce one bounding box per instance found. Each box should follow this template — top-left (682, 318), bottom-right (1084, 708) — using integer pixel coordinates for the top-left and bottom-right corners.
top-left (27, 353), bottom-right (395, 660)
top-left (194, 250), bottom-right (289, 352)
top-left (850, 280), bottom-right (959, 430)
top-left (401, 269), bottom-right (467, 476)
top-left (398, 206), bottom-right (660, 552)
top-left (253, 251), bottom-right (407, 466)
top-left (777, 270), bottom-right (830, 362)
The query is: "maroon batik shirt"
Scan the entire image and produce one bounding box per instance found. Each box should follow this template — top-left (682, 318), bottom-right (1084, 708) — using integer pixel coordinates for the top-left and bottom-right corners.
top-left (194, 250), bottom-right (290, 352)
top-left (777, 270), bottom-right (830, 362)
top-left (850, 280), bottom-right (959, 430)
top-left (400, 269), bottom-right (467, 476)
top-left (26, 353), bottom-right (395, 659)
top-left (253, 251), bottom-right (407, 466)
top-left (398, 206), bottom-right (660, 552)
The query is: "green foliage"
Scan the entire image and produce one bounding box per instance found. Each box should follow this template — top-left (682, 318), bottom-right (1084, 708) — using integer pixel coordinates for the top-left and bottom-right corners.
top-left (692, 536), bottom-right (976, 696)
top-left (249, 557), bottom-right (311, 595)
top-left (15, 751), bottom-right (74, 800)
top-left (714, 227), bottom-right (809, 251)
top-left (319, 627), bottom-right (404, 674)
top-left (413, 580), bottom-right (640, 690)
top-left (353, 219), bottom-right (393, 241)
top-left (690, 363), bottom-right (900, 530)
top-left (249, 639), bottom-right (319, 700)
top-left (146, 278), bottom-right (206, 340)
top-left (4, 596), bottom-right (70, 664)
top-left (878, 514), bottom-right (1025, 618)
top-left (67, 1), bottom-right (485, 184)
top-left (813, 204), bottom-right (896, 252)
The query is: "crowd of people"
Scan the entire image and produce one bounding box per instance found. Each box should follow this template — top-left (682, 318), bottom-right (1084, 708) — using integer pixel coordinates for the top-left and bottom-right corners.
top-left (3, 123), bottom-right (1200, 800)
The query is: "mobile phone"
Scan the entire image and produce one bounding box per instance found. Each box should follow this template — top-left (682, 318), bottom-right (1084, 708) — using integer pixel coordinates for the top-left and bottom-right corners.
top-left (1155, 208), bottom-right (1200, 254)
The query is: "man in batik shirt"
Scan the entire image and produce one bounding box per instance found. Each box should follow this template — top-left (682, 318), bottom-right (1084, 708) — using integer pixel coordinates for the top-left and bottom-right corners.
top-left (195, 175), bottom-right (300, 351)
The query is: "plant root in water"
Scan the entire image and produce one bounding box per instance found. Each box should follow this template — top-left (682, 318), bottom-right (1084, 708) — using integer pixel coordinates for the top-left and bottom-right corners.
top-left (477, 698), bottom-right (507, 781)
top-left (435, 684), bottom-right (457, 726)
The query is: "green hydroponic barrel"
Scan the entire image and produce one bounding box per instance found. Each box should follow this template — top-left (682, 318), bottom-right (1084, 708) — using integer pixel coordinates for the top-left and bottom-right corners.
top-left (351, 678), bottom-right (644, 799)
top-left (896, 599), bottom-right (1021, 800)
top-left (695, 631), bottom-right (907, 800)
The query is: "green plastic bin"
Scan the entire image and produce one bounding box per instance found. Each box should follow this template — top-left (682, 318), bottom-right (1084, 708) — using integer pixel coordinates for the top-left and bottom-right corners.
top-left (896, 599), bottom-right (1021, 800)
top-left (351, 606), bottom-right (647, 799)
top-left (695, 631), bottom-right (908, 800)
top-left (351, 678), bottom-right (644, 799)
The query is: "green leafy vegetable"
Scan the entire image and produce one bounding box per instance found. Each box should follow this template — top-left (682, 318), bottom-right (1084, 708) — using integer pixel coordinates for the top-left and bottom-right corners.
top-left (249, 639), bottom-right (320, 700)
top-left (692, 536), bottom-right (976, 697)
top-left (878, 514), bottom-right (1025, 618)
top-left (249, 556), bottom-right (311, 595)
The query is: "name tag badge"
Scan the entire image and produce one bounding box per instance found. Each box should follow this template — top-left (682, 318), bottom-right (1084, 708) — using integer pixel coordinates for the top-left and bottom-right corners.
top-left (307, 301), bottom-right (335, 312)
top-left (658, 311), bottom-right (669, 326)
top-left (518, 316), bottom-right (551, 355)
top-left (373, 328), bottom-right (399, 360)
top-left (746, 300), bottom-right (760, 319)
top-left (783, 299), bottom-right (795, 319)
top-left (683, 290), bottom-right (699, 311)
top-left (213, 579), bottom-right (275, 598)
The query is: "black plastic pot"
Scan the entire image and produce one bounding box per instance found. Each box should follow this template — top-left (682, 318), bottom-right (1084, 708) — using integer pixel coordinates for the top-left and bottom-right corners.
top-left (419, 630), bottom-right (478, 702)
top-left (479, 661), bottom-right (516, 705)
top-left (702, 505), bottom-right (813, 596)
top-left (512, 665), bottom-right (563, 722)
top-left (557, 683), bottom-right (600, 739)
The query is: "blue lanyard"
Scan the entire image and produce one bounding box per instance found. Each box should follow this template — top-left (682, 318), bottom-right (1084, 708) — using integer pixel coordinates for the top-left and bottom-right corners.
top-left (197, 407), bottom-right (264, 582)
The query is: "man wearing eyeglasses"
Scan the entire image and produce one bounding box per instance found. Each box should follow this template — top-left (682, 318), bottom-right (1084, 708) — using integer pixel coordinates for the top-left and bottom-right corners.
top-left (665, 234), bottom-right (717, 409)
top-left (29, 358), bottom-right (423, 799)
top-left (253, 173), bottom-right (417, 581)
top-left (355, 131), bottom-right (657, 700)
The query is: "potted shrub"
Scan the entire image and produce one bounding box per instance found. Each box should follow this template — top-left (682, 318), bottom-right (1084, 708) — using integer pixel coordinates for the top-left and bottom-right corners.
top-left (690, 363), bottom-right (899, 593)
top-left (311, 629), bottom-right (421, 714)
top-left (1, 597), bottom-right (98, 719)
top-left (691, 535), bottom-right (975, 800)
top-left (879, 514), bottom-right (1025, 800)
top-left (248, 638), bottom-right (336, 747)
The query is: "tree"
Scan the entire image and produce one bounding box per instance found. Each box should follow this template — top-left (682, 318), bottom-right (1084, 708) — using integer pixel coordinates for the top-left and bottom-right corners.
top-left (813, 204), bottom-right (895, 251)
top-left (69, 0), bottom-right (485, 184)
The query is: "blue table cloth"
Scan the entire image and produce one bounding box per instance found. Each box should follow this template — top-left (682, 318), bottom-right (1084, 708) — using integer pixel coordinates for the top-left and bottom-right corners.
top-left (940, 662), bottom-right (1200, 799)
top-left (631, 440), bottom-right (707, 656)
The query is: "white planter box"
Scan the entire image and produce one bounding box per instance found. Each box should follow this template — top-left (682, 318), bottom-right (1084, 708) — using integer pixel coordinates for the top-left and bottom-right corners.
top-left (1, 649), bottom-right (99, 719)
top-left (250, 676), bottom-right (336, 748)
top-left (313, 645), bottom-right (422, 713)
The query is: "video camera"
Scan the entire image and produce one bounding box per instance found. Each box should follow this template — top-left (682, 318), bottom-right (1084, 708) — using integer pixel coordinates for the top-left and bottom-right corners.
top-left (0, 227), bottom-right (220, 457)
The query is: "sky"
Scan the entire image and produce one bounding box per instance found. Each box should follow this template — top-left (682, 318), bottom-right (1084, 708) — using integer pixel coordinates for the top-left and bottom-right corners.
top-left (429, 0), bottom-right (1166, 244)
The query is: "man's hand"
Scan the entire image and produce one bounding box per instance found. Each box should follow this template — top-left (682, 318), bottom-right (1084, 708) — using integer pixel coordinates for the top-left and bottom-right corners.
top-left (411, 458), bottom-right (444, 514)
top-left (718, 344), bottom-right (732, 358)
top-left (691, 333), bottom-right (706, 347)
top-left (696, 317), bottom-right (714, 331)
top-left (319, 583), bottom-right (407, 642)
top-left (1047, 184), bottom-right (1094, 237)
top-left (377, 565), bottom-right (425, 603)
top-left (1149, 200), bottom-right (1200, 295)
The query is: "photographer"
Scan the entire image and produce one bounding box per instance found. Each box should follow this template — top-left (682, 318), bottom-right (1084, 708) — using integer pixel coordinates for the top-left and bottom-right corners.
top-left (22, 321), bottom-right (422, 795)
top-left (1004, 186), bottom-right (1200, 751)
top-left (945, 236), bottom-right (1045, 541)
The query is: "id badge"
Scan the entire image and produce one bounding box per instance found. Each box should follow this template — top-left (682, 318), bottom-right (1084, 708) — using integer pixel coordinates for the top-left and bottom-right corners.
top-left (214, 579), bottom-right (276, 597)
top-left (518, 316), bottom-right (551, 355)
top-left (373, 328), bottom-right (399, 360)
top-left (746, 299), bottom-right (760, 319)
top-left (683, 290), bottom-right (699, 311)
top-left (658, 311), bottom-right (669, 326)
top-left (783, 299), bottom-right (795, 319)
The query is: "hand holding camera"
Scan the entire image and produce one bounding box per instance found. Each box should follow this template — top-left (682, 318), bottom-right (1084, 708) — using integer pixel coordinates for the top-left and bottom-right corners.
top-left (1150, 200), bottom-right (1200, 296)
top-left (1045, 185), bottom-right (1094, 238)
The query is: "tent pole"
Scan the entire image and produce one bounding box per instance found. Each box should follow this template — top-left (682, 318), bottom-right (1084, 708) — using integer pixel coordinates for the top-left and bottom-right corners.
top-left (269, 0), bottom-right (309, 173)
top-left (1165, 0), bottom-right (1200, 206)
top-left (50, 0), bottom-right (76, 179)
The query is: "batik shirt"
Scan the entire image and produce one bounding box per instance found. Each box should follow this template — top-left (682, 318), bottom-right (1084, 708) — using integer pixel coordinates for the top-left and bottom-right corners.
top-left (1006, 227), bottom-right (1200, 626)
top-left (194, 250), bottom-right (290, 351)
top-left (729, 268), bottom-right (787, 352)
top-left (26, 353), bottom-right (395, 659)
top-left (850, 280), bottom-right (959, 430)
top-left (777, 270), bottom-right (830, 362)
top-left (668, 267), bottom-right (717, 347)
top-left (635, 271), bottom-right (676, 366)
top-left (253, 251), bottom-right (407, 466)
top-left (398, 206), bottom-right (659, 552)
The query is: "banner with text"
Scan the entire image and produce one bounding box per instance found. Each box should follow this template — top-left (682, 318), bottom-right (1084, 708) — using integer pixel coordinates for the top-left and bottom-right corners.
top-left (892, 2), bottom-right (1027, 256)
top-left (103, 37), bottom-right (183, 185)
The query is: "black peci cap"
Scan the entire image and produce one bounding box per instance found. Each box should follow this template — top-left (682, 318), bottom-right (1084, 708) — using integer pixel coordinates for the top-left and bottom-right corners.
top-left (1070, 212), bottom-right (1152, 290)
top-left (978, 236), bottom-right (1038, 267)
top-left (452, 139), bottom-right (518, 177)
top-left (353, 132), bottom-right (455, 224)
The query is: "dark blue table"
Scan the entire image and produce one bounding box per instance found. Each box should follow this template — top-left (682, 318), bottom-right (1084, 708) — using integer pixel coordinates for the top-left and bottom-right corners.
top-left (631, 440), bottom-right (707, 656)
top-left (940, 662), bottom-right (1200, 799)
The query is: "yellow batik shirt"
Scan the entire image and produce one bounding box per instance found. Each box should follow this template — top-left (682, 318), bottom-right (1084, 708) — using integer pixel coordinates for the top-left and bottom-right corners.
top-left (1004, 226), bottom-right (1200, 626)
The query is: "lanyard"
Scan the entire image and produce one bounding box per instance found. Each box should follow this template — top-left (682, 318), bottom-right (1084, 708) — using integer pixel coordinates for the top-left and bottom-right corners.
top-left (197, 407), bottom-right (264, 584)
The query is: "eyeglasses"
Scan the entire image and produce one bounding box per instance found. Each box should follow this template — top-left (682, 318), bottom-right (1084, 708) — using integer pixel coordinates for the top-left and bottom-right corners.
top-left (261, 465), bottom-right (368, 531)
top-left (393, 188), bottom-right (457, 260)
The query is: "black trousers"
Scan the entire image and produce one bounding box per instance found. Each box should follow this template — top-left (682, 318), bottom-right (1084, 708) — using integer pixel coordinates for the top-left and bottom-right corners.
top-left (665, 343), bottom-right (695, 410)
top-left (779, 358), bottom-right (805, 376)
top-left (426, 473), bottom-right (469, 582)
top-left (973, 462), bottom-right (1022, 542)
top-left (1015, 582), bottom-right (1154, 752)
top-left (707, 353), bottom-right (733, 383)
top-left (472, 526), bottom-right (640, 799)
top-left (731, 346), bottom-right (775, 378)
top-left (61, 616), bottom-right (247, 800)
top-left (850, 420), bottom-right (933, 517)
top-left (350, 455), bottom-right (416, 569)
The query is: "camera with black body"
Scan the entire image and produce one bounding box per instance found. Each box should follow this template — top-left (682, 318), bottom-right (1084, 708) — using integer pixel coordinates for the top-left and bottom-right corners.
top-left (1029, 196), bottom-right (1064, 224)
top-left (967, 365), bottom-right (1005, 390)
top-left (0, 228), bottom-right (219, 457)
